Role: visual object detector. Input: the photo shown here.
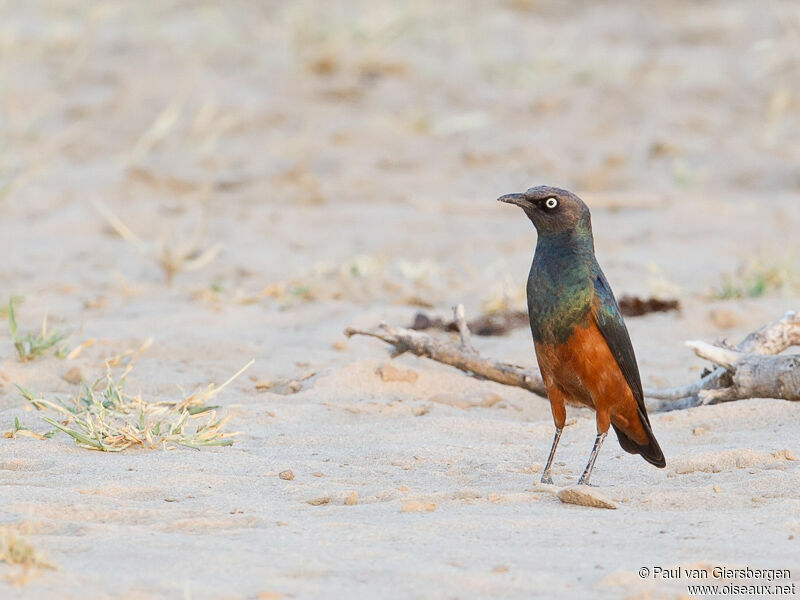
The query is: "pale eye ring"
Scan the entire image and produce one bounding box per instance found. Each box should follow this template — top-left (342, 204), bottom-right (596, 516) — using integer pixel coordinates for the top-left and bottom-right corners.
top-left (545, 197), bottom-right (558, 209)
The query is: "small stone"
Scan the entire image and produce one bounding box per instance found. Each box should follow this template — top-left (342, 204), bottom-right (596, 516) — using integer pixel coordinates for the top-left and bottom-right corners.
top-left (332, 340), bottom-right (347, 351)
top-left (401, 500), bottom-right (436, 512)
top-left (312, 472), bottom-right (325, 477)
top-left (255, 380), bottom-right (273, 391)
top-left (693, 427), bottom-right (709, 436)
top-left (774, 449), bottom-right (798, 461)
top-left (62, 367), bottom-right (83, 385)
top-left (479, 393), bottom-right (503, 408)
top-left (713, 485), bottom-right (722, 493)
top-left (344, 491), bottom-right (358, 506)
top-left (307, 497), bottom-right (330, 506)
top-left (492, 566), bottom-right (509, 574)
top-left (377, 490), bottom-right (397, 502)
top-left (377, 363), bottom-right (419, 384)
top-left (279, 470), bottom-right (295, 481)
top-left (397, 485), bottom-right (411, 492)
top-left (456, 489), bottom-right (481, 500)
top-left (557, 485), bottom-right (617, 510)
top-left (84, 297), bottom-right (108, 310)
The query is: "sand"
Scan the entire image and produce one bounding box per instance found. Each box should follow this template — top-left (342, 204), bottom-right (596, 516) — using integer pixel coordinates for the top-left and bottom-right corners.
top-left (1, 1), bottom-right (799, 598)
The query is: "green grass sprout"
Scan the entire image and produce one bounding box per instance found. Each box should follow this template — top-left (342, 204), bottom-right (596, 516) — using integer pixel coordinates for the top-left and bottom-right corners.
top-left (6, 300), bottom-right (67, 362)
top-left (712, 256), bottom-right (800, 299)
top-left (15, 339), bottom-right (252, 452)
top-left (0, 526), bottom-right (56, 576)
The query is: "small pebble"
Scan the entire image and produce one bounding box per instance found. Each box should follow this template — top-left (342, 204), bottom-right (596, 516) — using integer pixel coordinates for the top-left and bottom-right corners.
top-left (62, 367), bottom-right (83, 385)
top-left (279, 470), bottom-right (295, 481)
top-left (378, 363), bottom-right (419, 384)
top-left (492, 566), bottom-right (509, 574)
top-left (557, 486), bottom-right (617, 510)
top-left (307, 497), bottom-right (330, 506)
top-left (401, 500), bottom-right (436, 512)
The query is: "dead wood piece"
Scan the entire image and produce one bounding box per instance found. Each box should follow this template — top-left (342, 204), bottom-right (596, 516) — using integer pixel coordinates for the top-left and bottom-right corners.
top-left (646, 310), bottom-right (800, 408)
top-left (345, 311), bottom-right (547, 398)
top-left (411, 309), bottom-right (529, 337)
top-left (687, 340), bottom-right (800, 402)
top-left (453, 304), bottom-right (475, 353)
top-left (411, 297), bottom-right (678, 337)
top-left (618, 295), bottom-right (680, 317)
top-left (347, 306), bottom-right (800, 412)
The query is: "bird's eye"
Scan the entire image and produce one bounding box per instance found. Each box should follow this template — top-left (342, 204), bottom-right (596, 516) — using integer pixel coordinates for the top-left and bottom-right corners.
top-left (545, 197), bottom-right (558, 209)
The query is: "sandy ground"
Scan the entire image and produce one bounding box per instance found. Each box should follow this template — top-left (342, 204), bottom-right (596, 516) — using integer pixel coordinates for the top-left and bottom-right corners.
top-left (1, 1), bottom-right (799, 598)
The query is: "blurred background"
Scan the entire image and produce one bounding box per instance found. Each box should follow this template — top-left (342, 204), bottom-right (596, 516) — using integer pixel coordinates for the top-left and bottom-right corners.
top-left (1, 3), bottom-right (799, 597)
top-left (2, 0), bottom-right (800, 379)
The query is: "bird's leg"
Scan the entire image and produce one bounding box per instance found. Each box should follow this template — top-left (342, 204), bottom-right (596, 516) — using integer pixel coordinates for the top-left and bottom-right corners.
top-left (577, 431), bottom-right (607, 486)
top-left (540, 428), bottom-right (562, 485)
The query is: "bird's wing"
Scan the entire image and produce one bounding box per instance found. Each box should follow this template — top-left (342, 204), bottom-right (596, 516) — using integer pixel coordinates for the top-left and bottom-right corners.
top-left (591, 270), bottom-right (650, 424)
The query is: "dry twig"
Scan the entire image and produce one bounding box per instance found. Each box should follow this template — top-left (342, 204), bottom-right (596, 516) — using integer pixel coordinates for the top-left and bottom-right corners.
top-left (346, 306), bottom-right (800, 412)
top-left (345, 304), bottom-right (547, 397)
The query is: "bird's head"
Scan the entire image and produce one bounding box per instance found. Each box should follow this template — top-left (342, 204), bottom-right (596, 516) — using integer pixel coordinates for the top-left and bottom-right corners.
top-left (497, 185), bottom-right (591, 237)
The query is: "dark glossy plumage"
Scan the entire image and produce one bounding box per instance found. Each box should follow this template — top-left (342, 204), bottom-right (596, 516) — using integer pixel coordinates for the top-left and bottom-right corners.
top-left (593, 271), bottom-right (665, 467)
top-left (499, 185), bottom-right (665, 483)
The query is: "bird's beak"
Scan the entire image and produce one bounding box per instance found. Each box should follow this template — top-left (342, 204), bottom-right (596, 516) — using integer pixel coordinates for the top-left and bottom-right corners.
top-left (497, 193), bottom-right (530, 208)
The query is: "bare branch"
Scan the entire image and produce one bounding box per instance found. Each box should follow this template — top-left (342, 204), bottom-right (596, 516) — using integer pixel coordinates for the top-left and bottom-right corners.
top-left (647, 310), bottom-right (800, 406)
top-left (693, 351), bottom-right (800, 403)
top-left (346, 308), bottom-right (800, 412)
top-left (344, 323), bottom-right (547, 398)
top-left (452, 304), bottom-right (475, 353)
top-left (685, 341), bottom-right (742, 371)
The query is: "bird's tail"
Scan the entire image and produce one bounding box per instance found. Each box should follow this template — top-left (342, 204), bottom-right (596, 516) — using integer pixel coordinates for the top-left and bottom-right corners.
top-left (612, 420), bottom-right (666, 468)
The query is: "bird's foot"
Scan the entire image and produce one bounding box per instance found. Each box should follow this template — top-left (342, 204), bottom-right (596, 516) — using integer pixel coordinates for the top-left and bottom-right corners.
top-left (540, 473), bottom-right (554, 485)
top-left (576, 477), bottom-right (596, 487)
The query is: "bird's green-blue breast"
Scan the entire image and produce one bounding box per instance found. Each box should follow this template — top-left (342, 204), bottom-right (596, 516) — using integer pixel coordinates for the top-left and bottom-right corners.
top-left (527, 230), bottom-right (597, 345)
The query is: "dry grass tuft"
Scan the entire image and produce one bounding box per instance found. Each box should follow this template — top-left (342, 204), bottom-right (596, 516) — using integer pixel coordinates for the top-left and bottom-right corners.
top-left (15, 340), bottom-right (252, 452)
top-left (6, 299), bottom-right (67, 362)
top-left (481, 275), bottom-right (526, 314)
top-left (94, 201), bottom-right (222, 285)
top-left (246, 255), bottom-right (443, 306)
top-left (0, 295), bottom-right (25, 319)
top-left (0, 526), bottom-right (56, 585)
top-left (712, 256), bottom-right (800, 299)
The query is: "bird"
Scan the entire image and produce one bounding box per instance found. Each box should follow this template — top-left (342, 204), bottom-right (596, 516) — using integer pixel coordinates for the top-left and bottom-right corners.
top-left (498, 185), bottom-right (665, 485)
